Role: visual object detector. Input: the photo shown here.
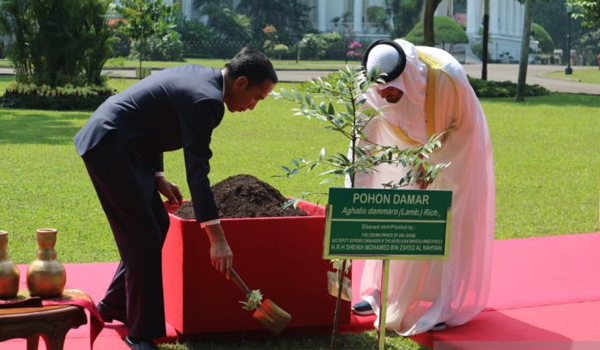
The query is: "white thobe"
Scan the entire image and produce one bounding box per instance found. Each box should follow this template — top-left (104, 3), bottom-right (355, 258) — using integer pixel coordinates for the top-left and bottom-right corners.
top-left (356, 41), bottom-right (495, 335)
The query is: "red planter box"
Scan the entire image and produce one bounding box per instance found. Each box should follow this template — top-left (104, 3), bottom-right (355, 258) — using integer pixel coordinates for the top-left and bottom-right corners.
top-left (162, 201), bottom-right (351, 335)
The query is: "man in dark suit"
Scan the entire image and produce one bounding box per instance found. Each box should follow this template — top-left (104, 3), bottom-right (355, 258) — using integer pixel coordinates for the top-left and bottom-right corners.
top-left (74, 47), bottom-right (277, 350)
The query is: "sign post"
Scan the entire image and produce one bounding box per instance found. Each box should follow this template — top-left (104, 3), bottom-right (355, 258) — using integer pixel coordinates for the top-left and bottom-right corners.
top-left (324, 187), bottom-right (452, 349)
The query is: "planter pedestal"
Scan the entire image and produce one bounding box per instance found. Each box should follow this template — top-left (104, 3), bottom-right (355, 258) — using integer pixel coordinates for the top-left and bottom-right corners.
top-left (162, 201), bottom-right (351, 335)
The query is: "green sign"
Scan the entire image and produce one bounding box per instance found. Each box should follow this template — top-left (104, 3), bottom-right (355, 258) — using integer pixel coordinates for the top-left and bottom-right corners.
top-left (323, 187), bottom-right (452, 259)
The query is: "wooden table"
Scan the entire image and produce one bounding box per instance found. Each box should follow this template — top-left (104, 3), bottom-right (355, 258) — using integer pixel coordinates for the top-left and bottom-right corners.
top-left (0, 304), bottom-right (87, 350)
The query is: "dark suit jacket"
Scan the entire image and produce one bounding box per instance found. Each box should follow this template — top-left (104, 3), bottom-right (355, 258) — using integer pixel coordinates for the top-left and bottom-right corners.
top-left (74, 65), bottom-right (224, 222)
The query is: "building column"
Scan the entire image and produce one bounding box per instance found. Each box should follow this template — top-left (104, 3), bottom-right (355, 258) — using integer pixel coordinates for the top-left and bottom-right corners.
top-left (185, 0), bottom-right (194, 20)
top-left (509, 0), bottom-right (516, 36)
top-left (466, 0), bottom-right (480, 36)
top-left (318, 0), bottom-right (327, 32)
top-left (490, 0), bottom-right (499, 35)
top-left (518, 2), bottom-right (525, 37)
top-left (502, 0), bottom-right (509, 35)
top-left (353, 0), bottom-right (364, 34)
top-left (514, 1), bottom-right (521, 37)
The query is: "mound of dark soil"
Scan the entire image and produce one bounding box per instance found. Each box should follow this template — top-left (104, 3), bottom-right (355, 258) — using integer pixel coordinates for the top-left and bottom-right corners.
top-left (173, 174), bottom-right (307, 219)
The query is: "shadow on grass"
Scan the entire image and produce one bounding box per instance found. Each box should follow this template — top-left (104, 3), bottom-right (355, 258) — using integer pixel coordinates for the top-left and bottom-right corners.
top-left (482, 93), bottom-right (600, 108)
top-left (0, 109), bottom-right (89, 145)
top-left (0, 75), bottom-right (14, 82)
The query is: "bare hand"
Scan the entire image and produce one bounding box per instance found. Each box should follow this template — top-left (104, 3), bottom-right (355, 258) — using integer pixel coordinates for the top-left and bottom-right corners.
top-left (156, 176), bottom-right (183, 206)
top-left (210, 239), bottom-right (233, 279)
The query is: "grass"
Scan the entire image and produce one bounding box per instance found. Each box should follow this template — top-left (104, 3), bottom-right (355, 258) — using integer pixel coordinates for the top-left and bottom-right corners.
top-left (159, 331), bottom-right (426, 350)
top-left (0, 58), bottom-right (355, 71)
top-left (542, 68), bottom-right (600, 84)
top-left (0, 85), bottom-right (599, 261)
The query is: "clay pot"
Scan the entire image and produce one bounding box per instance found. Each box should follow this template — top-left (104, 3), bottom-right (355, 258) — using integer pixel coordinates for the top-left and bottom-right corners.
top-left (0, 231), bottom-right (20, 298)
top-left (27, 228), bottom-right (66, 298)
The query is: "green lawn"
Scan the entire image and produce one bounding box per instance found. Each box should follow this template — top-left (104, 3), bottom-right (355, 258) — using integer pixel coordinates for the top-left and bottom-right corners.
top-left (543, 68), bottom-right (600, 84)
top-left (0, 85), bottom-right (599, 349)
top-left (0, 58), bottom-right (355, 71)
top-left (0, 87), bottom-right (599, 263)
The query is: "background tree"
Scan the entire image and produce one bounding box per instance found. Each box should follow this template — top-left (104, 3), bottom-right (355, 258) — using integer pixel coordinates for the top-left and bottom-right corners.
top-left (570, 0), bottom-right (600, 65)
top-left (0, 0), bottom-right (113, 87)
top-left (531, 23), bottom-right (554, 55)
top-left (516, 0), bottom-right (535, 102)
top-left (533, 0), bottom-right (590, 64)
top-left (569, 0), bottom-right (600, 26)
top-left (577, 28), bottom-right (600, 65)
top-left (116, 0), bottom-right (181, 74)
top-left (237, 0), bottom-right (311, 40)
top-left (482, 0), bottom-right (490, 80)
top-left (385, 0), bottom-right (424, 39)
top-left (194, 0), bottom-right (253, 41)
top-left (405, 16), bottom-right (469, 50)
top-left (423, 0), bottom-right (443, 46)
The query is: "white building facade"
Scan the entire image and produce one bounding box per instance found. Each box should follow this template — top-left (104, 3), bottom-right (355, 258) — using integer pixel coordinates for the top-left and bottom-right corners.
top-left (466, 0), bottom-right (536, 62)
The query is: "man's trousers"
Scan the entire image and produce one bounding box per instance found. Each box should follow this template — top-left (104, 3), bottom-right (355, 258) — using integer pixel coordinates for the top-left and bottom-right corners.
top-left (82, 131), bottom-right (170, 339)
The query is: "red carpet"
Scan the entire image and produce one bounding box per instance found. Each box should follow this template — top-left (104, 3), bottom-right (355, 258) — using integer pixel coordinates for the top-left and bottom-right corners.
top-left (352, 233), bottom-right (600, 349)
top-left (3, 233), bottom-right (600, 349)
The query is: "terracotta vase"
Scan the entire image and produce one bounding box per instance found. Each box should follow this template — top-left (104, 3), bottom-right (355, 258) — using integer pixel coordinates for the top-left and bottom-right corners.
top-left (27, 228), bottom-right (66, 298)
top-left (0, 231), bottom-right (20, 298)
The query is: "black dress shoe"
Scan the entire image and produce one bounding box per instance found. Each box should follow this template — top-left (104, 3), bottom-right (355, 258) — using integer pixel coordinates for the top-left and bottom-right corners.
top-left (125, 336), bottom-right (159, 350)
top-left (352, 300), bottom-right (375, 316)
top-left (97, 301), bottom-right (127, 324)
top-left (430, 322), bottom-right (447, 331)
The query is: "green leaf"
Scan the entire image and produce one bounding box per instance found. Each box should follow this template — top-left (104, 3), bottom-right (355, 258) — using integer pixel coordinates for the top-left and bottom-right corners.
top-left (320, 177), bottom-right (338, 185)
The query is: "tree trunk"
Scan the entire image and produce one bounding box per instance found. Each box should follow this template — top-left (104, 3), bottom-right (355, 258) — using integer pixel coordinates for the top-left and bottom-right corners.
top-left (482, 0), bottom-right (490, 80)
top-left (516, 0), bottom-right (534, 102)
top-left (423, 0), bottom-right (442, 47)
top-left (423, 0), bottom-right (436, 47)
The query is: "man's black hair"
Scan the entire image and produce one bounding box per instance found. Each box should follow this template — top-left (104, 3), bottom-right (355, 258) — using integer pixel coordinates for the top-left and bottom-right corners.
top-left (225, 47), bottom-right (278, 86)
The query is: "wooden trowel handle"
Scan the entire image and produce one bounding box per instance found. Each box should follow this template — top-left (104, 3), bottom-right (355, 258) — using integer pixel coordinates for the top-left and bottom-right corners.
top-left (230, 268), bottom-right (252, 295)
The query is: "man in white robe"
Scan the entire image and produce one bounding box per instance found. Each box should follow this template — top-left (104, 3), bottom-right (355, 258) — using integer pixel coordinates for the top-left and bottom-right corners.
top-left (352, 39), bottom-right (495, 335)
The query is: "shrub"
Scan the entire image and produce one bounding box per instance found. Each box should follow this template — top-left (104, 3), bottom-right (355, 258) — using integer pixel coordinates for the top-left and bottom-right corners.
top-left (467, 76), bottom-right (550, 98)
top-left (405, 16), bottom-right (469, 46)
top-left (347, 40), bottom-right (365, 59)
top-left (130, 31), bottom-right (184, 62)
top-left (273, 44), bottom-right (289, 59)
top-left (299, 32), bottom-right (344, 60)
top-left (117, 0), bottom-right (183, 63)
top-left (472, 43), bottom-right (491, 61)
top-left (532, 23), bottom-right (554, 54)
top-left (0, 82), bottom-right (115, 111)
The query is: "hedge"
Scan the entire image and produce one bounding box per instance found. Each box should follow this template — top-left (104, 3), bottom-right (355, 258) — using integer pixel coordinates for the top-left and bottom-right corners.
top-left (0, 83), bottom-right (115, 111)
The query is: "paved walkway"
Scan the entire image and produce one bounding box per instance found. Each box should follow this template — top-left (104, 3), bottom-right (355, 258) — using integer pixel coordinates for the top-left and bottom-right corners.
top-left (462, 63), bottom-right (599, 95)
top-left (1, 63), bottom-right (597, 95)
top-left (275, 64), bottom-right (599, 95)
